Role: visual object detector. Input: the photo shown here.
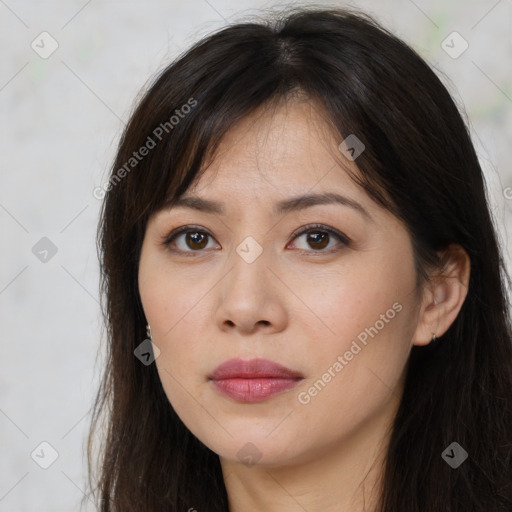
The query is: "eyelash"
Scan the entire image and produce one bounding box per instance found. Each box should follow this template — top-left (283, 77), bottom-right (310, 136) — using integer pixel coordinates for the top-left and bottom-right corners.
top-left (161, 223), bottom-right (350, 256)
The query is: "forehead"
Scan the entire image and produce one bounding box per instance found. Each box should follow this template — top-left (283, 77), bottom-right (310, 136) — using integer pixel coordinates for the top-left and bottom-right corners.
top-left (186, 98), bottom-right (364, 200)
top-left (155, 99), bottom-right (381, 225)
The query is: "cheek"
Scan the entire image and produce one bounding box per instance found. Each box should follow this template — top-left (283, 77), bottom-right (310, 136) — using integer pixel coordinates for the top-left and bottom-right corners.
top-left (138, 252), bottom-right (206, 386)
top-left (139, 248), bottom-right (204, 332)
top-left (141, 275), bottom-right (208, 371)
top-left (293, 251), bottom-right (416, 407)
top-left (297, 252), bottom-right (413, 347)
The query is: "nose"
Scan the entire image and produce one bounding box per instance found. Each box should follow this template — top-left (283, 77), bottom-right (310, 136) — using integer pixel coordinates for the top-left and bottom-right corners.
top-left (213, 248), bottom-right (288, 336)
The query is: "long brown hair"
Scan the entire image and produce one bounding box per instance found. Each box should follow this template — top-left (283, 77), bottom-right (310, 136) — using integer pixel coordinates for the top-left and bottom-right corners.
top-left (86, 6), bottom-right (512, 511)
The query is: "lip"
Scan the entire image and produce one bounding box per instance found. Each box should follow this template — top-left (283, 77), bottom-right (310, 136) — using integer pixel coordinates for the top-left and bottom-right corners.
top-left (209, 358), bottom-right (304, 403)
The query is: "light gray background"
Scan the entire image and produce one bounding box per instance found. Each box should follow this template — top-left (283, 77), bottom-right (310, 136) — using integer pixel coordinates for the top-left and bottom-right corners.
top-left (1, 1), bottom-right (511, 511)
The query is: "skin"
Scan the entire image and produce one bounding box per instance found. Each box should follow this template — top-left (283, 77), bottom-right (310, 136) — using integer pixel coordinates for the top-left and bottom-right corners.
top-left (138, 97), bottom-right (470, 512)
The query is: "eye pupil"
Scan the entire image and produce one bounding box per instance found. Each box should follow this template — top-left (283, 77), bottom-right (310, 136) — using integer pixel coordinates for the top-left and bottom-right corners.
top-left (307, 232), bottom-right (329, 250)
top-left (187, 231), bottom-right (208, 250)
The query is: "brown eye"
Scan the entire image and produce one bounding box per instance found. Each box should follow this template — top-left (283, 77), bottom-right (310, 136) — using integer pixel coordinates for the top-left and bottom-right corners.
top-left (305, 231), bottom-right (330, 250)
top-left (162, 223), bottom-right (349, 256)
top-left (163, 226), bottom-right (220, 254)
top-left (290, 224), bottom-right (349, 253)
top-left (186, 231), bottom-right (209, 250)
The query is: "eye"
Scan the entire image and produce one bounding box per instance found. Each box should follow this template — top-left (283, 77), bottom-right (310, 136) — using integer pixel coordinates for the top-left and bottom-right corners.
top-left (288, 224), bottom-right (349, 253)
top-left (161, 223), bottom-right (350, 256)
top-left (162, 225), bottom-right (220, 255)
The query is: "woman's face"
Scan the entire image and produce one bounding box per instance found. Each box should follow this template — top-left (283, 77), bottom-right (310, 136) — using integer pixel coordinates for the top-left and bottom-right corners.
top-left (138, 99), bottom-right (426, 467)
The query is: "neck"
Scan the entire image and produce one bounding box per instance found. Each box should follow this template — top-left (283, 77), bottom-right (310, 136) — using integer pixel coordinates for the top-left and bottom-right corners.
top-left (220, 400), bottom-right (397, 512)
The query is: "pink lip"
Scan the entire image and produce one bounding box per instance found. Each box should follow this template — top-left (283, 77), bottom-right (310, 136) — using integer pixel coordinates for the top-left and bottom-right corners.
top-left (209, 358), bottom-right (304, 403)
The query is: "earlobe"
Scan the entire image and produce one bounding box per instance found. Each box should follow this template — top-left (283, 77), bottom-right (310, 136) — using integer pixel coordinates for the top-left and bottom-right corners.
top-left (412, 244), bottom-right (471, 347)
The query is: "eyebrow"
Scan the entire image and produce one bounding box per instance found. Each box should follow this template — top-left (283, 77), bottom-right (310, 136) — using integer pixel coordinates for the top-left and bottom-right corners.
top-left (163, 192), bottom-right (373, 222)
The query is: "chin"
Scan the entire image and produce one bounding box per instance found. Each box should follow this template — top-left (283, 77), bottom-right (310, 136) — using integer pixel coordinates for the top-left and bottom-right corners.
top-left (193, 427), bottom-right (312, 468)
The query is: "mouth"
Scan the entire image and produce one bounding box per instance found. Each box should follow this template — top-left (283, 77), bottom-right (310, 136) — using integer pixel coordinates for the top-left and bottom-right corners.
top-left (209, 358), bottom-right (304, 403)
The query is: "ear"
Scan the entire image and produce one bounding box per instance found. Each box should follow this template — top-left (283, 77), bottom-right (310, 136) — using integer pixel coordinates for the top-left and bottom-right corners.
top-left (412, 243), bottom-right (471, 347)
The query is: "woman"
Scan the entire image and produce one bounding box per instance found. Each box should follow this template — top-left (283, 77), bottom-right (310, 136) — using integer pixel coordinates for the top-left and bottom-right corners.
top-left (87, 6), bottom-right (512, 511)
